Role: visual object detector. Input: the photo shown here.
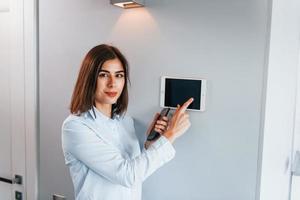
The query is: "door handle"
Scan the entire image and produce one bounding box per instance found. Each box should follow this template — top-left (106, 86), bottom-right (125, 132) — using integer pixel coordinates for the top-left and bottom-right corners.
top-left (0, 175), bottom-right (22, 185)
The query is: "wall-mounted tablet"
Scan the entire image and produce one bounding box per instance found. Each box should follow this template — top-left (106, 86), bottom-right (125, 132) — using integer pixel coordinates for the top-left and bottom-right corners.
top-left (160, 76), bottom-right (207, 111)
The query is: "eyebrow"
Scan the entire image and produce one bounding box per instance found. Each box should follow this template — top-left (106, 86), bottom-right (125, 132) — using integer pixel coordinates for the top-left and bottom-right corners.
top-left (99, 70), bottom-right (125, 73)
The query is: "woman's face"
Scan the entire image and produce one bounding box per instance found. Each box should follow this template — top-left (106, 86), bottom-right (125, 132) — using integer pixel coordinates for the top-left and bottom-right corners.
top-left (95, 58), bottom-right (125, 107)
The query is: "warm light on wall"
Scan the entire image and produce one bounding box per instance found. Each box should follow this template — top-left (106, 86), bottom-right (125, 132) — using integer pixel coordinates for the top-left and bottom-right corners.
top-left (110, 0), bottom-right (144, 9)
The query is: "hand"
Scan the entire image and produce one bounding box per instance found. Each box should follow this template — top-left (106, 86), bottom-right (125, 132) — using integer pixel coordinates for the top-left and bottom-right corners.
top-left (153, 116), bottom-right (169, 134)
top-left (144, 113), bottom-right (169, 149)
top-left (163, 98), bottom-right (194, 143)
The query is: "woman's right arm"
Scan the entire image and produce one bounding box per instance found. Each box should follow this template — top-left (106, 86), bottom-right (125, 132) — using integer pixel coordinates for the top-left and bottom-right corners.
top-left (62, 119), bottom-right (175, 188)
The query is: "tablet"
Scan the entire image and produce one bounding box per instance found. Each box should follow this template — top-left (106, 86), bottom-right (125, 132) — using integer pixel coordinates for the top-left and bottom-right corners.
top-left (160, 76), bottom-right (207, 111)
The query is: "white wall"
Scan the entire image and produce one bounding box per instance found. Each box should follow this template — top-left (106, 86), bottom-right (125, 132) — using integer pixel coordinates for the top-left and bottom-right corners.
top-left (258, 0), bottom-right (300, 199)
top-left (291, 50), bottom-right (300, 200)
top-left (0, 0), bottom-right (9, 12)
top-left (39, 0), bottom-right (270, 199)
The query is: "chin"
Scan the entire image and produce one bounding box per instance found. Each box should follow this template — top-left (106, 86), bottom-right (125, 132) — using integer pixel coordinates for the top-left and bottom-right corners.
top-left (100, 95), bottom-right (120, 105)
top-left (106, 99), bottom-right (118, 105)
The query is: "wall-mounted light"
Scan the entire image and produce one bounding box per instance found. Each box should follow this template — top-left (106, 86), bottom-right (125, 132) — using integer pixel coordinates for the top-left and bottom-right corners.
top-left (110, 0), bottom-right (144, 9)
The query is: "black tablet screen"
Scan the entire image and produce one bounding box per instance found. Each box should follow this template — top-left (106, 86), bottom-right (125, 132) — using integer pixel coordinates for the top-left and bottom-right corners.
top-left (165, 78), bottom-right (201, 110)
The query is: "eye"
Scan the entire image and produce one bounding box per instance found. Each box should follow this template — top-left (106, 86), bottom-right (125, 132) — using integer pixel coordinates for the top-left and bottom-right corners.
top-left (116, 73), bottom-right (124, 78)
top-left (99, 73), bottom-right (108, 77)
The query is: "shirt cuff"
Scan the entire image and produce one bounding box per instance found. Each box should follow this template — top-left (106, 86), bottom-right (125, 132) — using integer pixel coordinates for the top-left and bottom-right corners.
top-left (149, 135), bottom-right (176, 163)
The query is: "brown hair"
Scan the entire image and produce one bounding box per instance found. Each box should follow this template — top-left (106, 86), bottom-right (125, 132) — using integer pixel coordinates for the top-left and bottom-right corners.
top-left (70, 44), bottom-right (130, 118)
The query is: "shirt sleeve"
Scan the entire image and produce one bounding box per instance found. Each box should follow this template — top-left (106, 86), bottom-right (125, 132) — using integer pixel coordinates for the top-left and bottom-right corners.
top-left (62, 119), bottom-right (176, 188)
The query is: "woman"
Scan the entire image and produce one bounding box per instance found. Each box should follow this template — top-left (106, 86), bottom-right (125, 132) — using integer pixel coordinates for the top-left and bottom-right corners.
top-left (62, 44), bottom-right (193, 200)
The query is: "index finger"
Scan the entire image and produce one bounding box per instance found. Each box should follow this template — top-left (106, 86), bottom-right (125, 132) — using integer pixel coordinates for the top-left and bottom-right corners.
top-left (179, 98), bottom-right (194, 113)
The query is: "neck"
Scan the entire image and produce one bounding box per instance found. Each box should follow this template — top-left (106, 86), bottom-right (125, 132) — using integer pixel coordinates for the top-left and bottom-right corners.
top-left (94, 102), bottom-right (112, 118)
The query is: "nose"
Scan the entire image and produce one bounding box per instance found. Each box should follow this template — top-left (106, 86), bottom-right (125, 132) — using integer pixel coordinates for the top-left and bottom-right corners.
top-left (108, 75), bottom-right (115, 88)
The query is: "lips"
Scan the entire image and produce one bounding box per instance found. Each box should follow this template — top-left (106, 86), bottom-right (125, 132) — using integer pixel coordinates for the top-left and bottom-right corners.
top-left (105, 92), bottom-right (118, 97)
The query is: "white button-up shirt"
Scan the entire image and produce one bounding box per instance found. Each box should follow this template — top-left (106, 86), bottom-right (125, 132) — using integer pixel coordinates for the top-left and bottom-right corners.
top-left (61, 107), bottom-right (176, 200)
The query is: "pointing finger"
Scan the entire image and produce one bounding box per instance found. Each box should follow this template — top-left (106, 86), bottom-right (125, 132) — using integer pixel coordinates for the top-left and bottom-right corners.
top-left (179, 98), bottom-right (194, 113)
top-left (173, 104), bottom-right (181, 115)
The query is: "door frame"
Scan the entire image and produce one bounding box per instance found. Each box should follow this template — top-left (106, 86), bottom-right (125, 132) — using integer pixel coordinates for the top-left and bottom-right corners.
top-left (24, 0), bottom-right (38, 199)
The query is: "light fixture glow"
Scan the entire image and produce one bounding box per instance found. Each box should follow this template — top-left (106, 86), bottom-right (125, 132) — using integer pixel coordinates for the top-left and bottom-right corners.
top-left (111, 0), bottom-right (145, 9)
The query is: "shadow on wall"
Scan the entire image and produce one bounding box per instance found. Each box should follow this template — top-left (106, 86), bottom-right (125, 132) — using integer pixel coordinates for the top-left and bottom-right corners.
top-left (133, 119), bottom-right (147, 151)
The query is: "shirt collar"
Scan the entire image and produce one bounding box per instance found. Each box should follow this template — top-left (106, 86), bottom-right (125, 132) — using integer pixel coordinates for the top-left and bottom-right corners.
top-left (88, 106), bottom-right (121, 122)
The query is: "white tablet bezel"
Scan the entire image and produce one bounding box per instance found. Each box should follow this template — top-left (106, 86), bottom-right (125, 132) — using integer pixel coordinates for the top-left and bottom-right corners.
top-left (160, 76), bottom-right (207, 111)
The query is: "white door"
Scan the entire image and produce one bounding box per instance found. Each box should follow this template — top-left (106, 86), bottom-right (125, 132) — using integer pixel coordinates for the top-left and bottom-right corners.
top-left (0, 4), bottom-right (13, 200)
top-left (0, 0), bottom-right (27, 199)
